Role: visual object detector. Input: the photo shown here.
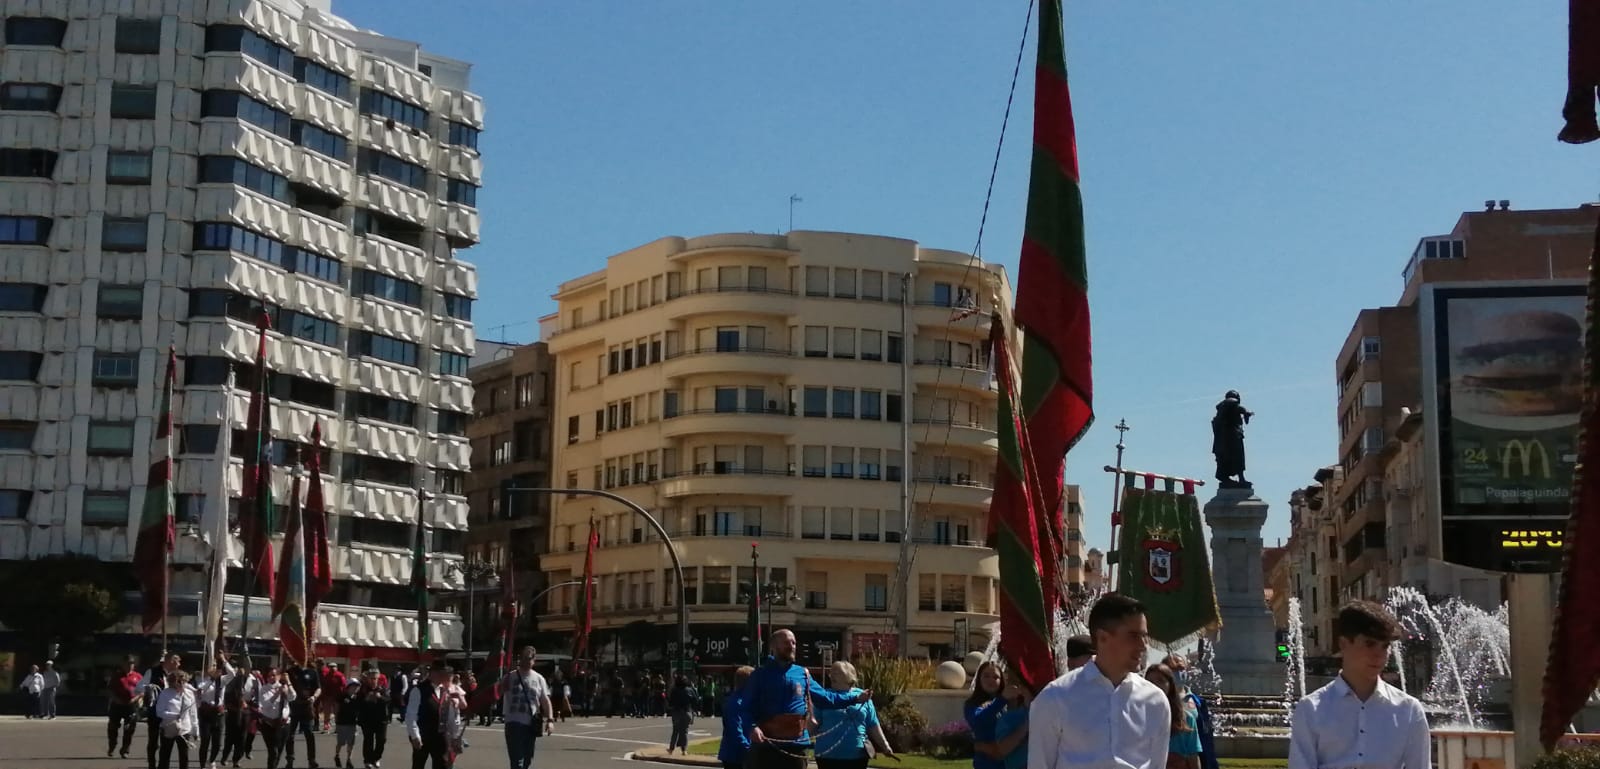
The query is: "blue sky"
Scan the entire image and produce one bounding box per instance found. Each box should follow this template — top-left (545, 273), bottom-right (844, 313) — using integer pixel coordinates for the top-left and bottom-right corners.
top-left (337, 0), bottom-right (1593, 552)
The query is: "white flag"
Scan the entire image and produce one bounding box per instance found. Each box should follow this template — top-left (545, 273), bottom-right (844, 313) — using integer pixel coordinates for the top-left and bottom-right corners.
top-left (202, 373), bottom-right (236, 660)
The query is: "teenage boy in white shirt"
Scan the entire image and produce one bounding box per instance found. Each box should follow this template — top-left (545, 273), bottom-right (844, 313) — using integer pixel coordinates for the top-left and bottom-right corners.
top-left (1028, 593), bottom-right (1171, 769)
top-left (1289, 600), bottom-right (1429, 769)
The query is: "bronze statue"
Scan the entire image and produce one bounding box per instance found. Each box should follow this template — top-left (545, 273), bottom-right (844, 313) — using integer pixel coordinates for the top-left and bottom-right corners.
top-left (1212, 390), bottom-right (1253, 488)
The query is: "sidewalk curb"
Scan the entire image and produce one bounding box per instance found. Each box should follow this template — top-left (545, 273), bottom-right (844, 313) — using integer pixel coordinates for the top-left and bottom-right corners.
top-left (630, 740), bottom-right (721, 766)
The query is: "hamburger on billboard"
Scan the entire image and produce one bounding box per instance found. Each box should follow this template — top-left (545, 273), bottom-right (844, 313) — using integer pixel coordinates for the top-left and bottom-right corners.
top-left (1426, 283), bottom-right (1584, 572)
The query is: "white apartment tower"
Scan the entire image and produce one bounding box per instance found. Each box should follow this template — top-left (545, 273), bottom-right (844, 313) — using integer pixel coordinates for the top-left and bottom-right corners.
top-left (0, 0), bottom-right (482, 661)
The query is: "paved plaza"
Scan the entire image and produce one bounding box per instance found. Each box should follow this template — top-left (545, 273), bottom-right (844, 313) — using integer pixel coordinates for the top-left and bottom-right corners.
top-left (0, 715), bottom-right (711, 769)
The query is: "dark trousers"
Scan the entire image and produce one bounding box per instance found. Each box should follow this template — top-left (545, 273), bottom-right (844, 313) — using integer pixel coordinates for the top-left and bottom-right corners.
top-left (259, 720), bottom-right (288, 769)
top-left (669, 721), bottom-right (690, 752)
top-left (360, 720), bottom-right (387, 765)
top-left (816, 758), bottom-right (870, 769)
top-left (198, 708), bottom-right (224, 765)
top-left (108, 704), bottom-right (138, 755)
top-left (410, 735), bottom-right (449, 769)
top-left (744, 743), bottom-right (807, 769)
top-left (286, 710), bottom-right (318, 766)
top-left (223, 708), bottom-right (250, 764)
top-left (505, 722), bottom-right (539, 769)
top-left (158, 735), bottom-right (191, 769)
top-left (147, 716), bottom-right (163, 769)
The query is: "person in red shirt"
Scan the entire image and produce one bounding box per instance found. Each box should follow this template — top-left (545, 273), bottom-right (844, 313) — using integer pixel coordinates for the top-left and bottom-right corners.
top-left (319, 662), bottom-right (346, 732)
top-left (106, 658), bottom-right (142, 758)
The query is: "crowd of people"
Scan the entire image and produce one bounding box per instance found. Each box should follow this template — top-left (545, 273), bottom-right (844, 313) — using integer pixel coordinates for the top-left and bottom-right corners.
top-left (48, 647), bottom-right (563, 769)
top-left (15, 592), bottom-right (1428, 769)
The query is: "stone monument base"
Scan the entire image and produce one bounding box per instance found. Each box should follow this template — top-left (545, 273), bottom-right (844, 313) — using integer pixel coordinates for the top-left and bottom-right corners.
top-left (1204, 487), bottom-right (1286, 698)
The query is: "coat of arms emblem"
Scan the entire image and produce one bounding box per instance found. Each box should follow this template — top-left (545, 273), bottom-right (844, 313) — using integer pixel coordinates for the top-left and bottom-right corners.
top-left (1141, 524), bottom-right (1182, 593)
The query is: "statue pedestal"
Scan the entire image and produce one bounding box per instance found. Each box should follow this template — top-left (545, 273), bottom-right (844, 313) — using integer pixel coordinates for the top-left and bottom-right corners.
top-left (1204, 487), bottom-right (1285, 697)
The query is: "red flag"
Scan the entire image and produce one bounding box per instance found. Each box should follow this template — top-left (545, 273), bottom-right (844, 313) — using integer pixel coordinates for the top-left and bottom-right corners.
top-left (134, 348), bottom-right (177, 633)
top-left (987, 318), bottom-right (1057, 693)
top-left (241, 314), bottom-right (276, 598)
top-left (573, 520), bottom-right (598, 661)
top-left (1014, 0), bottom-right (1091, 624)
top-left (1541, 214), bottom-right (1600, 747)
top-left (303, 423), bottom-right (333, 641)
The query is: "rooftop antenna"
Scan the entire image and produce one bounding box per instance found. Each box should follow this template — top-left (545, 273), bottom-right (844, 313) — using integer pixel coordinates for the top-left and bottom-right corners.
top-left (789, 194), bottom-right (803, 233)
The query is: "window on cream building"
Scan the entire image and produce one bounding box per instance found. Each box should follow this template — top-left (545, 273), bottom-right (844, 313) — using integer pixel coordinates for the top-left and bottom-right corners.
top-left (830, 507), bottom-right (852, 541)
top-left (859, 509), bottom-right (881, 541)
top-left (941, 575), bottom-right (967, 611)
top-left (801, 506), bottom-right (825, 539)
top-left (804, 326), bottom-right (827, 357)
top-left (805, 266), bottom-right (828, 296)
top-left (918, 575), bottom-right (936, 611)
top-left (804, 571), bottom-right (828, 609)
top-left (703, 566), bottom-right (732, 604)
top-left (865, 574), bottom-right (888, 611)
top-left (834, 268), bottom-right (856, 298)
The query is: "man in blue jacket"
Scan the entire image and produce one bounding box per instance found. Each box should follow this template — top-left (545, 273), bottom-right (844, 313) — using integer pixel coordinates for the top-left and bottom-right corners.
top-left (742, 629), bottom-right (870, 769)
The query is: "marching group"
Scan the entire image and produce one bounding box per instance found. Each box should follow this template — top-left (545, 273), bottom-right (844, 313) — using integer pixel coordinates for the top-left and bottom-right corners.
top-left (42, 646), bottom-right (559, 769)
top-left (706, 594), bottom-right (1429, 769)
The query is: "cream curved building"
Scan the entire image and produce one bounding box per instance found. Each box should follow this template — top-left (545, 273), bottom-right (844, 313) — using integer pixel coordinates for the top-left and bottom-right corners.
top-left (0, 0), bottom-right (481, 664)
top-left (538, 231), bottom-right (1010, 666)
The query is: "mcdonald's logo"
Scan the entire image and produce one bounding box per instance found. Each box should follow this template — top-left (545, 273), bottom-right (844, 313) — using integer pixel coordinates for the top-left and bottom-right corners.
top-left (1501, 439), bottom-right (1552, 480)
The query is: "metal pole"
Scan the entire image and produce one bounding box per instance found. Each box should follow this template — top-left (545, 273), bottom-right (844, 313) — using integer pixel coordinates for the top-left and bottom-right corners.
top-left (897, 272), bottom-right (914, 658)
top-left (507, 488), bottom-right (689, 677)
top-left (751, 543), bottom-right (762, 654)
top-left (1107, 419), bottom-right (1129, 592)
top-left (466, 571), bottom-right (475, 672)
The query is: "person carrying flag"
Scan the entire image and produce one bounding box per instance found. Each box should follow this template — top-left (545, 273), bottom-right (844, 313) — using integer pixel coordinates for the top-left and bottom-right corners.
top-left (741, 629), bottom-right (871, 769)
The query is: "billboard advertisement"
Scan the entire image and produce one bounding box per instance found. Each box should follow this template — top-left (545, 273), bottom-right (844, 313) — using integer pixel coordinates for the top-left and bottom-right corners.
top-left (1425, 282), bottom-right (1584, 573)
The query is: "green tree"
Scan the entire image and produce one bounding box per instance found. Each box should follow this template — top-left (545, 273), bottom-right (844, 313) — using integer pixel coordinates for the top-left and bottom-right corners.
top-left (0, 555), bottom-right (125, 660)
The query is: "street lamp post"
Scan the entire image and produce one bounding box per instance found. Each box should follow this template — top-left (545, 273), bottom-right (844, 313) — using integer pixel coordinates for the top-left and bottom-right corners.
top-left (504, 487), bottom-right (690, 675)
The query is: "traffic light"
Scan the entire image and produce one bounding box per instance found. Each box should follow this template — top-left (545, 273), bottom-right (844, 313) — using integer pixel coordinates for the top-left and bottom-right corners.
top-left (1276, 643), bottom-right (1290, 661)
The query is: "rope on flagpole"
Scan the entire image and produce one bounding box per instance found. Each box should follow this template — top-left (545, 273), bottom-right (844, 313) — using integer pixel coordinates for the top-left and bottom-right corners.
top-left (890, 0), bottom-right (1037, 644)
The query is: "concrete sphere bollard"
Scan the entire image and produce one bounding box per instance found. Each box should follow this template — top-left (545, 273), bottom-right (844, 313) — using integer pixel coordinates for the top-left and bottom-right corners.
top-left (936, 660), bottom-right (968, 690)
top-left (963, 652), bottom-right (986, 675)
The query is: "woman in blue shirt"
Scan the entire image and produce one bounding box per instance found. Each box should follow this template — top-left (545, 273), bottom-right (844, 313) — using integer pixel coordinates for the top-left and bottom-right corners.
top-left (1146, 664), bottom-right (1201, 769)
top-left (716, 666), bottom-right (753, 769)
top-left (964, 661), bottom-right (1007, 769)
top-left (991, 669), bottom-right (1031, 769)
top-left (813, 661), bottom-right (897, 769)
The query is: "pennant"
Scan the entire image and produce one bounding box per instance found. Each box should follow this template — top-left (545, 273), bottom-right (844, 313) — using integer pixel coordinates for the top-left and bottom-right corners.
top-left (241, 314), bottom-right (276, 599)
top-left (1015, 0), bottom-right (1093, 620)
top-left (412, 496), bottom-right (431, 652)
top-left (303, 423), bottom-right (333, 644)
top-left (202, 370), bottom-right (236, 659)
top-left (1541, 214), bottom-right (1600, 747)
top-left (1113, 487), bottom-right (1220, 646)
top-left (986, 316), bottom-right (1056, 693)
top-left (573, 519), bottom-right (598, 661)
top-left (276, 468), bottom-right (309, 664)
top-left (134, 348), bottom-right (178, 633)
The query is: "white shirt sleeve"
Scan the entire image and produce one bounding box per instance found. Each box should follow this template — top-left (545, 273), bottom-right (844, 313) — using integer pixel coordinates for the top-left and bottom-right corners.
top-left (1404, 701), bottom-right (1431, 769)
top-left (158, 689), bottom-right (181, 722)
top-left (1027, 687), bottom-right (1061, 769)
top-left (1288, 699), bottom-right (1317, 769)
top-left (404, 686), bottom-right (423, 742)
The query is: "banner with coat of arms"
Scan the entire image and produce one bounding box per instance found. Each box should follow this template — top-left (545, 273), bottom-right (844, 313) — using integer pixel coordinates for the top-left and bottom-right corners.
top-left (1114, 485), bottom-right (1221, 646)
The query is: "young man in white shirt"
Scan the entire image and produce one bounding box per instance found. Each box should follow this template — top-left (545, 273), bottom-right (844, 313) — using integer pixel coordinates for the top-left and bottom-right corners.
top-left (1289, 601), bottom-right (1429, 769)
top-left (257, 668), bottom-right (294, 769)
top-left (496, 647), bottom-right (554, 769)
top-left (1028, 593), bottom-right (1170, 769)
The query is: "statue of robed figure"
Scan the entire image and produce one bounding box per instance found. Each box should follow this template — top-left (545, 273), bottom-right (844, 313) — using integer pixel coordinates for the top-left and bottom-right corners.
top-left (1212, 390), bottom-right (1253, 488)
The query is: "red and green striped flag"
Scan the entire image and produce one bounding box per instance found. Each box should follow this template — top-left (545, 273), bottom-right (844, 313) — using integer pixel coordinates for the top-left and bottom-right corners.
top-left (411, 494), bottom-right (431, 653)
top-left (987, 318), bottom-right (1056, 693)
top-left (990, 0), bottom-right (1095, 692)
top-left (1017, 0), bottom-right (1093, 586)
top-left (134, 348), bottom-right (178, 633)
top-left (573, 519), bottom-right (598, 661)
top-left (275, 467), bottom-right (309, 664)
top-left (241, 314), bottom-right (277, 599)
